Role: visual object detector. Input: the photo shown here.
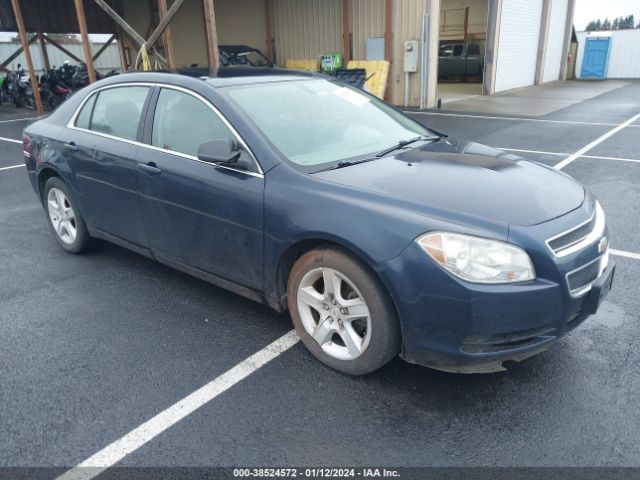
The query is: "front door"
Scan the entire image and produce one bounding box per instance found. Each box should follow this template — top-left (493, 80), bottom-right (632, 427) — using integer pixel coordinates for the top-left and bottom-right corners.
top-left (136, 87), bottom-right (264, 290)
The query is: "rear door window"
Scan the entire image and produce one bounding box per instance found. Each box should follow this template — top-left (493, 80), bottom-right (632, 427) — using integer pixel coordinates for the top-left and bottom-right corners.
top-left (453, 45), bottom-right (464, 56)
top-left (468, 44), bottom-right (480, 55)
top-left (89, 86), bottom-right (150, 141)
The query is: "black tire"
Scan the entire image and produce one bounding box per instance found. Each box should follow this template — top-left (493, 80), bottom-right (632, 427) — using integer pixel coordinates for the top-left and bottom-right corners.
top-left (287, 246), bottom-right (401, 375)
top-left (43, 177), bottom-right (95, 253)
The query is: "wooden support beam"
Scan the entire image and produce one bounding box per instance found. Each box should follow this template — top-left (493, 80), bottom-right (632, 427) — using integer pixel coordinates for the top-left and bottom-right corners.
top-left (157, 0), bottom-right (175, 69)
top-left (116, 28), bottom-right (128, 71)
top-left (202, 0), bottom-right (220, 75)
top-left (264, 0), bottom-right (274, 63)
top-left (37, 32), bottom-right (50, 71)
top-left (92, 0), bottom-right (168, 67)
top-left (0, 34), bottom-right (38, 70)
top-left (74, 0), bottom-right (97, 83)
top-left (92, 34), bottom-right (115, 61)
top-left (463, 6), bottom-right (469, 43)
top-left (384, 0), bottom-right (393, 101)
top-left (10, 0), bottom-right (44, 114)
top-left (342, 0), bottom-right (351, 63)
top-left (145, 0), bottom-right (185, 56)
top-left (42, 35), bottom-right (84, 63)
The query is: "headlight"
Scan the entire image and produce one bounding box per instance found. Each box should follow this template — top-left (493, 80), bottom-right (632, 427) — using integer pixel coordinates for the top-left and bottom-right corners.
top-left (417, 232), bottom-right (536, 283)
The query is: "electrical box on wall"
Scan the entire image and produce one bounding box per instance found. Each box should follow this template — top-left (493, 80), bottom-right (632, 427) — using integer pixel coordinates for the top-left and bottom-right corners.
top-left (404, 40), bottom-right (419, 73)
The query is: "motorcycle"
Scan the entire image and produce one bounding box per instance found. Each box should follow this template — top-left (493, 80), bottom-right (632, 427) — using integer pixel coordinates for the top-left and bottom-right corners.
top-left (6, 65), bottom-right (35, 109)
top-left (39, 68), bottom-right (71, 111)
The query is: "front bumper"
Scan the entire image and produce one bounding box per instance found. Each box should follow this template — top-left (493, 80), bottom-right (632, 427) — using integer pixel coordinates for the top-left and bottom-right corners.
top-left (380, 208), bottom-right (613, 374)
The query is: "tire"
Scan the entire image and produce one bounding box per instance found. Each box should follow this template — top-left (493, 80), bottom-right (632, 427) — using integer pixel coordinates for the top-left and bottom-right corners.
top-left (43, 177), bottom-right (94, 253)
top-left (287, 246), bottom-right (401, 375)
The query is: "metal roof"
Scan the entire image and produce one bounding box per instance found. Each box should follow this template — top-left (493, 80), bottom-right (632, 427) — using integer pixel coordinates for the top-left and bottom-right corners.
top-left (0, 0), bottom-right (122, 34)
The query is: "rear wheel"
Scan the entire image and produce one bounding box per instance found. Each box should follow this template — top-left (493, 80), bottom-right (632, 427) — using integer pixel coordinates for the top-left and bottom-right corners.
top-left (43, 177), bottom-right (94, 253)
top-left (287, 247), bottom-right (401, 375)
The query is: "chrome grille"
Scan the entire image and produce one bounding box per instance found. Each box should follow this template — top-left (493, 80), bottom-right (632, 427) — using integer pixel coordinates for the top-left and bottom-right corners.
top-left (548, 215), bottom-right (597, 253)
top-left (546, 201), bottom-right (605, 257)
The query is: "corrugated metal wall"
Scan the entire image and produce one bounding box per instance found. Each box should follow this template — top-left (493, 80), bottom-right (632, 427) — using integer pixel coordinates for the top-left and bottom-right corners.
top-left (215, 0), bottom-right (267, 52)
top-left (543, 0), bottom-right (568, 83)
top-left (273, 0), bottom-right (343, 64)
top-left (576, 30), bottom-right (640, 79)
top-left (0, 41), bottom-right (121, 75)
top-left (392, 0), bottom-right (427, 106)
top-left (351, 0), bottom-right (385, 60)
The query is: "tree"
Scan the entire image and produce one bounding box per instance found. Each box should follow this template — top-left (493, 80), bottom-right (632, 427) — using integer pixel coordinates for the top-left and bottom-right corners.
top-left (602, 18), bottom-right (611, 30)
top-left (595, 19), bottom-right (602, 30)
top-left (612, 17), bottom-right (619, 30)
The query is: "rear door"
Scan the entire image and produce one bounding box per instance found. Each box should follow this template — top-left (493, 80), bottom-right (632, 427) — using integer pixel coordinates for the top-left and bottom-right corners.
top-left (136, 86), bottom-right (265, 290)
top-left (67, 85), bottom-right (152, 246)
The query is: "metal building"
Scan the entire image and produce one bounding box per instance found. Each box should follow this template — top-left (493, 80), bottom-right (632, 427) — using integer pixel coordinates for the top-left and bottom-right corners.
top-left (0, 0), bottom-right (576, 112)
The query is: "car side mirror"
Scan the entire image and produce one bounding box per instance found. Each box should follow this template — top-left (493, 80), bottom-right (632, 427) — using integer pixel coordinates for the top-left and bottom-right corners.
top-left (197, 139), bottom-right (241, 165)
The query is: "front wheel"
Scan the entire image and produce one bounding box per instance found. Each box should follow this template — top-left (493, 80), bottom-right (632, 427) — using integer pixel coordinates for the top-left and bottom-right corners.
top-left (287, 247), bottom-right (401, 375)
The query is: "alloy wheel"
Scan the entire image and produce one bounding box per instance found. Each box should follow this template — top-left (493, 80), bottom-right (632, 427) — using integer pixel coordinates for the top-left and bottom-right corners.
top-left (296, 267), bottom-right (372, 360)
top-left (47, 187), bottom-right (77, 245)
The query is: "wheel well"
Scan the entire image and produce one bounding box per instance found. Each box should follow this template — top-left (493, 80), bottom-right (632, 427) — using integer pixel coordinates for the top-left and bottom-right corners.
top-left (37, 168), bottom-right (60, 200)
top-left (275, 239), bottom-right (397, 316)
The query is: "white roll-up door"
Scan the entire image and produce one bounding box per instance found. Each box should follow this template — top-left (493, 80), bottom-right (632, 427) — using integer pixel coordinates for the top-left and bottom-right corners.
top-left (543, 0), bottom-right (569, 82)
top-left (495, 0), bottom-right (544, 92)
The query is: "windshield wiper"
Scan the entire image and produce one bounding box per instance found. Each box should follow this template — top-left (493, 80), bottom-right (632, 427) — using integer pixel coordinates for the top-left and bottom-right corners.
top-left (375, 136), bottom-right (434, 158)
top-left (331, 157), bottom-right (379, 170)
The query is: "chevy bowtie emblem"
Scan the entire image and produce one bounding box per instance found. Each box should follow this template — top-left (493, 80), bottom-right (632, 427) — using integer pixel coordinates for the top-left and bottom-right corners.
top-left (598, 237), bottom-right (609, 254)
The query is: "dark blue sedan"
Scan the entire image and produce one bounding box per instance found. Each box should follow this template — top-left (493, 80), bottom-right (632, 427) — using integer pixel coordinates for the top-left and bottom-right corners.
top-left (23, 71), bottom-right (615, 375)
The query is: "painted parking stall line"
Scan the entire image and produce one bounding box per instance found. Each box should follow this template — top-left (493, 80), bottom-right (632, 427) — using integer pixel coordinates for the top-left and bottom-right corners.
top-left (0, 136), bottom-right (22, 144)
top-left (611, 249), bottom-right (640, 261)
top-left (554, 112), bottom-right (640, 170)
top-left (498, 147), bottom-right (640, 165)
top-left (406, 111), bottom-right (640, 128)
top-left (0, 164), bottom-right (25, 171)
top-left (56, 330), bottom-right (300, 480)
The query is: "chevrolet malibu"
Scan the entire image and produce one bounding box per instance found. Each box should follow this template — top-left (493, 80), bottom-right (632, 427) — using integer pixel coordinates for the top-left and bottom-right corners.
top-left (23, 71), bottom-right (615, 375)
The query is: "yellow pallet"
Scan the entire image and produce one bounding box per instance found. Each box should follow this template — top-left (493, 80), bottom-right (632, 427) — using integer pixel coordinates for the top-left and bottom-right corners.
top-left (346, 60), bottom-right (390, 99)
top-left (284, 59), bottom-right (320, 72)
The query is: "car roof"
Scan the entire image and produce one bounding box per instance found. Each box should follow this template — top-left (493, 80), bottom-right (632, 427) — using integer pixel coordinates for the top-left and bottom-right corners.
top-left (94, 68), bottom-right (319, 89)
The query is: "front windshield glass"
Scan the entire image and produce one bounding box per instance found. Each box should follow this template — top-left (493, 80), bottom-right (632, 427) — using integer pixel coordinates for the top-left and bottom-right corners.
top-left (224, 79), bottom-right (436, 172)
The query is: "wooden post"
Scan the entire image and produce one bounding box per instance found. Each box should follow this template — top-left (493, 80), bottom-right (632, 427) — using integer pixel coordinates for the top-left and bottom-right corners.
top-left (10, 0), bottom-right (44, 114)
top-left (37, 31), bottom-right (50, 71)
top-left (384, 0), bottom-right (393, 101)
top-left (116, 28), bottom-right (129, 71)
top-left (157, 0), bottom-right (175, 68)
top-left (264, 0), bottom-right (274, 63)
top-left (342, 0), bottom-right (351, 63)
top-left (202, 0), bottom-right (220, 75)
top-left (463, 6), bottom-right (469, 43)
top-left (74, 0), bottom-right (97, 83)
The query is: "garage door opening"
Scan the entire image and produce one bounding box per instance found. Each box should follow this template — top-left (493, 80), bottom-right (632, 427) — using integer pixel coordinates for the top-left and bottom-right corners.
top-left (437, 0), bottom-right (488, 105)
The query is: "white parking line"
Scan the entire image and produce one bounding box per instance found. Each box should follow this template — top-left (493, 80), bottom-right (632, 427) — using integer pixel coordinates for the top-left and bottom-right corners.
top-left (56, 330), bottom-right (300, 480)
top-left (611, 249), bottom-right (640, 261)
top-left (407, 111), bottom-right (640, 127)
top-left (0, 136), bottom-right (22, 144)
top-left (0, 116), bottom-right (39, 123)
top-left (554, 112), bottom-right (640, 170)
top-left (0, 164), bottom-right (24, 171)
top-left (498, 147), bottom-right (640, 164)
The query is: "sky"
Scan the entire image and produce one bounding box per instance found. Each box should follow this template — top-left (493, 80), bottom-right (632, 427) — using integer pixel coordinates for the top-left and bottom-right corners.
top-left (574, 0), bottom-right (640, 30)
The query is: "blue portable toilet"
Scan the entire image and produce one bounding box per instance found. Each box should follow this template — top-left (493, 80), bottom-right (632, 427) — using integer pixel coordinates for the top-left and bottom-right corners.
top-left (580, 34), bottom-right (612, 79)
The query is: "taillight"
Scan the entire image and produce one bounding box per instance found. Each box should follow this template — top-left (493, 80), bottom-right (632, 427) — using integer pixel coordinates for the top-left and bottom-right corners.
top-left (23, 133), bottom-right (31, 158)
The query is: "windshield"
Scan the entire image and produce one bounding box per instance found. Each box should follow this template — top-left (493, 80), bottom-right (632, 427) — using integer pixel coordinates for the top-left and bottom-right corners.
top-left (224, 79), bottom-right (437, 172)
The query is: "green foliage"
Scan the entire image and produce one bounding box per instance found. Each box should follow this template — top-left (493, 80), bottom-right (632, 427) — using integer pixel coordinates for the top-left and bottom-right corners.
top-left (584, 14), bottom-right (639, 31)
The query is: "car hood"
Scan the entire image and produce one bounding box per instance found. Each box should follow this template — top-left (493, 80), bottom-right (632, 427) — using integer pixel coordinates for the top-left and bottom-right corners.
top-left (312, 137), bottom-right (585, 227)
